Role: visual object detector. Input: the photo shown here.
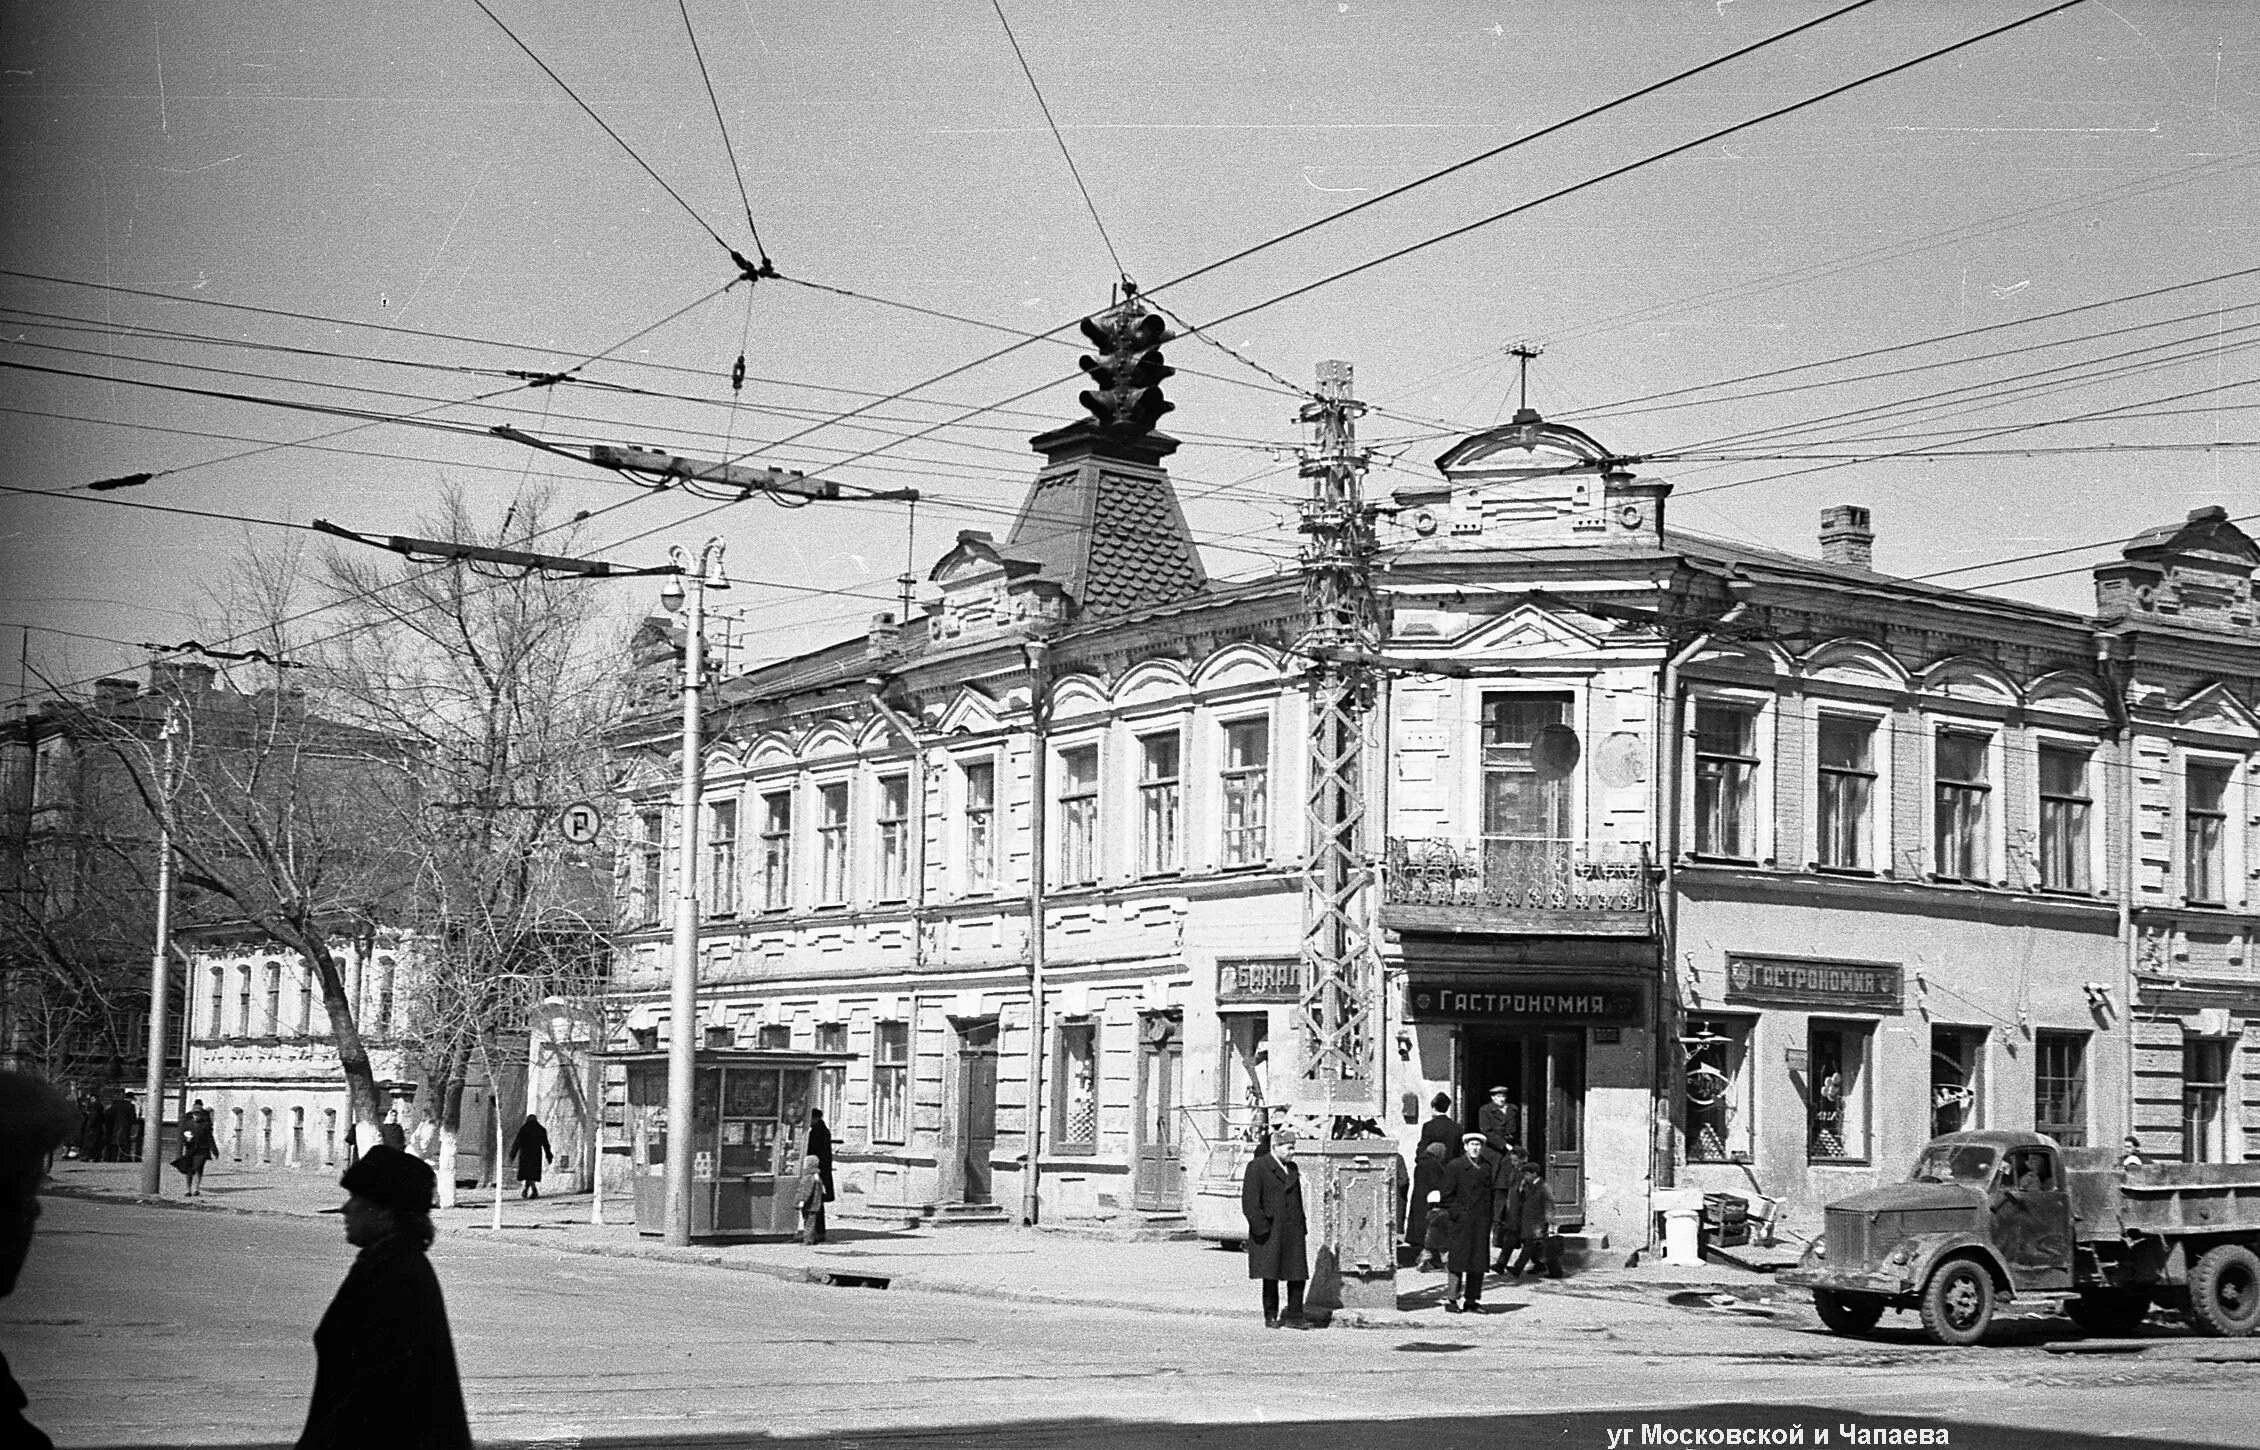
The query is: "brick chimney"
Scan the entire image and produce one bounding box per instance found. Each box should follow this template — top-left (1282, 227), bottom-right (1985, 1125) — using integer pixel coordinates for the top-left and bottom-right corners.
top-left (1820, 505), bottom-right (1874, 569)
top-left (865, 611), bottom-right (899, 659)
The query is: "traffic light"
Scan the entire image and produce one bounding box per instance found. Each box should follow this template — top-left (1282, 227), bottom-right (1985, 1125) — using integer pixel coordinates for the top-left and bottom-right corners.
top-left (1076, 304), bottom-right (1175, 438)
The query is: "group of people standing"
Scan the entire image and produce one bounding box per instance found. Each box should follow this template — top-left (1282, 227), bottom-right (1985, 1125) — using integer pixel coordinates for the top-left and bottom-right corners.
top-left (1407, 1089), bottom-right (1560, 1313)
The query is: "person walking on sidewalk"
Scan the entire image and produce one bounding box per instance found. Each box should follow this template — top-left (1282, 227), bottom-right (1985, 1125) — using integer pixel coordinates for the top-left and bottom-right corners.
top-left (297, 1146), bottom-right (470, 1450)
top-left (378, 1109), bottom-right (408, 1154)
top-left (793, 1145), bottom-right (827, 1245)
top-left (1439, 1132), bottom-right (1494, 1313)
top-left (174, 1099), bottom-right (218, 1196)
top-left (1241, 1126), bottom-right (1310, 1328)
top-left (1506, 1158), bottom-right (1560, 1280)
top-left (506, 1115), bottom-right (552, 1200)
top-left (1489, 1142), bottom-right (1524, 1274)
top-left (1405, 1092), bottom-right (1460, 1265)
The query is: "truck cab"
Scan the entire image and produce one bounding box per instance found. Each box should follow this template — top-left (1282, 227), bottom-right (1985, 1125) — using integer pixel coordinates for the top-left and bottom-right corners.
top-left (1783, 1129), bottom-right (2082, 1345)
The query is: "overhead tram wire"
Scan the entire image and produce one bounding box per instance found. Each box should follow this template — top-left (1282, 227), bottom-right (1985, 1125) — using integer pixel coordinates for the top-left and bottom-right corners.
top-left (675, 0), bottom-right (772, 269)
top-left (992, 0), bottom-right (1129, 285)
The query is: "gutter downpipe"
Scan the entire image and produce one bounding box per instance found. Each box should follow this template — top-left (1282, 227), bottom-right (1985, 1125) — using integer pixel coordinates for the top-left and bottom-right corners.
top-left (1650, 585), bottom-right (1749, 1235)
top-left (1020, 639), bottom-right (1053, 1228)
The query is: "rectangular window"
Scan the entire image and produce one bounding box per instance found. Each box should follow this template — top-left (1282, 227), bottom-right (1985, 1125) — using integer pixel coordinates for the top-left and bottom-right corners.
top-left (2034, 1030), bottom-right (2088, 1148)
top-left (237, 967), bottom-right (253, 1037)
top-left (963, 761), bottom-right (997, 893)
top-left (207, 970), bottom-right (224, 1040)
top-left (705, 799), bottom-right (739, 915)
top-left (1683, 1016), bottom-right (1754, 1162)
top-left (815, 1023), bottom-right (848, 1124)
top-left (263, 963), bottom-right (282, 1036)
top-left (756, 1023), bottom-right (793, 1050)
top-left (2037, 745), bottom-right (2093, 892)
top-left (817, 782), bottom-right (850, 904)
top-left (1138, 733), bottom-right (1182, 876)
top-left (1219, 719), bottom-right (1270, 868)
top-left (1694, 701), bottom-right (1760, 858)
top-left (1058, 745), bottom-right (1099, 886)
top-left (297, 969), bottom-right (314, 1036)
top-left (1815, 714), bottom-right (1875, 870)
top-left (876, 774), bottom-right (911, 901)
top-left (1219, 1012), bottom-right (1271, 1139)
top-left (760, 790), bottom-right (793, 911)
top-left (1483, 693), bottom-right (1573, 839)
top-left (1931, 1025), bottom-right (1986, 1137)
top-left (2183, 1039), bottom-right (2231, 1163)
top-left (871, 1020), bottom-right (909, 1143)
top-left (2186, 762), bottom-right (2230, 904)
top-left (1807, 1021), bottom-right (1872, 1162)
top-left (1056, 1021), bottom-right (1098, 1149)
top-left (1934, 729), bottom-right (1992, 881)
top-left (633, 810), bottom-right (663, 925)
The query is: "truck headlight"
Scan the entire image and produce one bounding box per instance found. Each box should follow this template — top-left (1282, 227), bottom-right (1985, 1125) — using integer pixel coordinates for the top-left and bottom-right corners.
top-left (1886, 1243), bottom-right (1911, 1267)
top-left (1801, 1236), bottom-right (1826, 1266)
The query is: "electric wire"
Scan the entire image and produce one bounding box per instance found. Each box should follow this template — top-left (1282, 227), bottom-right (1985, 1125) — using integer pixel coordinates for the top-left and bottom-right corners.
top-left (676, 0), bottom-right (771, 264)
top-left (991, 0), bottom-right (1128, 284)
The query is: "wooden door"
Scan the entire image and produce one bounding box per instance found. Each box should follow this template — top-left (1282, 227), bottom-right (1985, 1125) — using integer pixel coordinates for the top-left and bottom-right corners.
top-left (1134, 1016), bottom-right (1185, 1211)
top-left (959, 1023), bottom-right (999, 1204)
top-left (1544, 1030), bottom-right (1586, 1228)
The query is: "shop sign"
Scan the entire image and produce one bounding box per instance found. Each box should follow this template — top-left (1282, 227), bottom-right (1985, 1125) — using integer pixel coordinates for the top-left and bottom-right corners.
top-left (1726, 954), bottom-right (1903, 1013)
top-left (1405, 977), bottom-right (1641, 1024)
top-left (1218, 956), bottom-right (1302, 1005)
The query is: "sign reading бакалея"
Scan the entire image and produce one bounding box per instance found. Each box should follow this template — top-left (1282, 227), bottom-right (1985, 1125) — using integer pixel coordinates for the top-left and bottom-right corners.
top-left (1725, 954), bottom-right (1903, 1013)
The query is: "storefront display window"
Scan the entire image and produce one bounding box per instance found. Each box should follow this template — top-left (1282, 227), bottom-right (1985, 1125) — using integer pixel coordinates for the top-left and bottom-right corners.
top-left (1219, 1012), bottom-right (1270, 1141)
top-left (1682, 1017), bottom-right (1753, 1162)
top-left (1931, 1025), bottom-right (1985, 1136)
top-left (1056, 1021), bottom-right (1098, 1149)
top-left (1807, 1021), bottom-right (1871, 1161)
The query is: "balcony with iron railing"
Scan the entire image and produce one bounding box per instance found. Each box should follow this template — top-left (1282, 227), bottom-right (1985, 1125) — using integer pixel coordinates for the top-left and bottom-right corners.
top-left (1381, 836), bottom-right (1656, 936)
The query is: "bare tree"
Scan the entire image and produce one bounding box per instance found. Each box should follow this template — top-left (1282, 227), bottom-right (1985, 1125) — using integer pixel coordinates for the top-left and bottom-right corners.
top-left (315, 487), bottom-right (618, 1201)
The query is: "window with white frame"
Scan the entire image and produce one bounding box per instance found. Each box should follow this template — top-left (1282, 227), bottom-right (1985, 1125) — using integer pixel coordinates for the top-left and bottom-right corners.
top-left (1058, 745), bottom-right (1099, 885)
top-left (1483, 692), bottom-right (1573, 839)
top-left (817, 782), bottom-right (850, 903)
top-left (962, 760), bottom-right (997, 893)
top-left (759, 790), bottom-right (793, 911)
top-left (2034, 1030), bottom-right (2088, 1147)
top-left (2185, 761), bottom-right (2231, 905)
top-left (2037, 744), bottom-right (2093, 892)
top-left (876, 774), bottom-right (911, 901)
top-left (1138, 732), bottom-right (1182, 876)
top-left (1815, 713), bottom-right (1876, 870)
top-left (705, 798), bottom-right (739, 915)
top-left (1683, 1016), bottom-right (1754, 1162)
top-left (1056, 1020), bottom-right (1098, 1149)
top-left (1219, 718), bottom-right (1269, 867)
top-left (1933, 728), bottom-right (1992, 881)
top-left (1693, 700), bottom-right (1760, 859)
top-left (632, 809), bottom-right (663, 924)
top-left (1807, 1020), bottom-right (1872, 1161)
top-left (871, 1020), bottom-right (909, 1143)
top-left (2183, 1038), bottom-right (2233, 1162)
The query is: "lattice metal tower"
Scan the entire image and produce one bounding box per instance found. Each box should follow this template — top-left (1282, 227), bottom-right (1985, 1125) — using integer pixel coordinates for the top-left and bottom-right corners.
top-left (1296, 359), bottom-right (1381, 1108)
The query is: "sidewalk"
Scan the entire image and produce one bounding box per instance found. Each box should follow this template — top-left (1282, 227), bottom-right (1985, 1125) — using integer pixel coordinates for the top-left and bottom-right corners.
top-left (44, 1158), bottom-right (1798, 1330)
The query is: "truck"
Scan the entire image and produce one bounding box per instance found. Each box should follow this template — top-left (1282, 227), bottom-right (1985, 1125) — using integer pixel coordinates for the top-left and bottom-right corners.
top-left (1781, 1128), bottom-right (2260, 1346)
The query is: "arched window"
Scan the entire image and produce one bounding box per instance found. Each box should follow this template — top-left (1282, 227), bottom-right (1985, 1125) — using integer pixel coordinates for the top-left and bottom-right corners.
top-left (376, 956), bottom-right (397, 1036)
top-left (323, 1109), bottom-right (338, 1165)
top-left (207, 969), bottom-right (225, 1039)
top-left (259, 1108), bottom-right (274, 1164)
top-left (236, 966), bottom-right (254, 1037)
top-left (297, 966), bottom-right (315, 1036)
top-left (263, 961), bottom-right (283, 1036)
top-left (230, 1108), bottom-right (245, 1160)
top-left (290, 1107), bottom-right (306, 1164)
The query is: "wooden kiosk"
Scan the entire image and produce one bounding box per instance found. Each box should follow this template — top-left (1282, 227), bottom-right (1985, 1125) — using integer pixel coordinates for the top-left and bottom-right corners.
top-left (606, 1048), bottom-right (851, 1239)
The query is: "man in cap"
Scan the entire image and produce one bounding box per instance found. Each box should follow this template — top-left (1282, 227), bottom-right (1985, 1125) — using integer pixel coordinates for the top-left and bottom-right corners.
top-left (1, 1071), bottom-right (77, 1449)
top-left (1241, 1125), bottom-right (1311, 1327)
top-left (296, 1144), bottom-right (471, 1449)
top-left (1477, 1085), bottom-right (1520, 1156)
top-left (1438, 1130), bottom-right (1496, 1313)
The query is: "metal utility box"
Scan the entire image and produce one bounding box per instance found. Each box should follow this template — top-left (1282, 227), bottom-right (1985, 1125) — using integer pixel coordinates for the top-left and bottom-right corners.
top-left (1308, 1134), bottom-right (1402, 1311)
top-left (604, 1048), bottom-right (851, 1240)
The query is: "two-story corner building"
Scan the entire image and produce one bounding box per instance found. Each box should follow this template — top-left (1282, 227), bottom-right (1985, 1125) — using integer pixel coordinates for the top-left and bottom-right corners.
top-left (607, 419), bottom-right (1326, 1230)
top-left (2096, 508), bottom-right (2260, 1167)
top-left (1365, 407), bottom-right (2256, 1239)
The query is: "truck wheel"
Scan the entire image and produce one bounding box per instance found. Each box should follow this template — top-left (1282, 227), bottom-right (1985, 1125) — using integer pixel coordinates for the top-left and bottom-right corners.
top-left (2065, 1289), bottom-right (2150, 1335)
top-left (1814, 1290), bottom-right (1885, 1335)
top-left (2186, 1244), bottom-right (2260, 1338)
top-left (1920, 1259), bottom-right (1994, 1347)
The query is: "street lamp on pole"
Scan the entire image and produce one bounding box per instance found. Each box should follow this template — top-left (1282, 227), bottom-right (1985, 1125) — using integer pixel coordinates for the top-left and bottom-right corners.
top-left (661, 539), bottom-right (727, 1247)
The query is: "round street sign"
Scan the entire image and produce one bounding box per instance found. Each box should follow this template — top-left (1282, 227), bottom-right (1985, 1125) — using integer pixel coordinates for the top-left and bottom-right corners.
top-left (557, 801), bottom-right (603, 845)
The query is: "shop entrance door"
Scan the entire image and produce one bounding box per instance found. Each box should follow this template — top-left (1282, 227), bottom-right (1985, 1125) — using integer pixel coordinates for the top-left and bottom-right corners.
top-left (1461, 1028), bottom-right (1586, 1228)
top-left (957, 1022), bottom-right (999, 1205)
top-left (1133, 1014), bottom-right (1185, 1212)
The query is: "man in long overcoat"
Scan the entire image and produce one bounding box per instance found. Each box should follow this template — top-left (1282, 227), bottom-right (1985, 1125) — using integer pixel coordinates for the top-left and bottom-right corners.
top-left (506, 1115), bottom-right (552, 1200)
top-left (1490, 1143), bottom-right (1524, 1273)
top-left (1438, 1131), bottom-right (1495, 1313)
top-left (297, 1146), bottom-right (471, 1450)
top-left (1240, 1126), bottom-right (1310, 1327)
top-left (1405, 1092), bottom-right (1461, 1261)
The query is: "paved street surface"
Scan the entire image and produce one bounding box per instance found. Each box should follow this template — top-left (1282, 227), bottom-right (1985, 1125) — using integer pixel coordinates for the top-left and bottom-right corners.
top-left (10, 1163), bottom-right (2260, 1450)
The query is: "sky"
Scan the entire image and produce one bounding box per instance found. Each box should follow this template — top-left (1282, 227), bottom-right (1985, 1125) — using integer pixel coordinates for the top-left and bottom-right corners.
top-left (1, 0), bottom-right (2254, 704)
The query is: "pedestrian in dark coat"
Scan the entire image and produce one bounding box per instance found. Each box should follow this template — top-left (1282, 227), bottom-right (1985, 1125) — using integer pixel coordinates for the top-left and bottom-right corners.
top-left (1438, 1132), bottom-right (1495, 1312)
top-left (1490, 1144), bottom-right (1524, 1272)
top-left (806, 1108), bottom-right (836, 1203)
top-left (1241, 1127), bottom-right (1310, 1327)
top-left (378, 1109), bottom-right (408, 1154)
top-left (507, 1115), bottom-right (552, 1200)
top-left (1506, 1159), bottom-right (1560, 1279)
top-left (104, 1096), bottom-right (137, 1162)
top-left (175, 1099), bottom-right (218, 1196)
top-left (1477, 1086), bottom-right (1520, 1155)
top-left (297, 1146), bottom-right (471, 1450)
top-left (2, 1071), bottom-right (78, 1450)
top-left (1405, 1092), bottom-right (1461, 1260)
